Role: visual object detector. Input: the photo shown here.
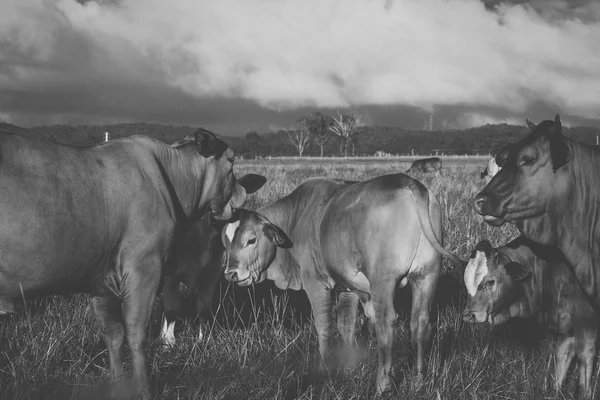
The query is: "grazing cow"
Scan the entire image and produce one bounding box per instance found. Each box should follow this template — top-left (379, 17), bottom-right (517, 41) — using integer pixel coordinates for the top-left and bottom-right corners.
top-left (463, 237), bottom-right (597, 399)
top-left (406, 157), bottom-right (442, 174)
top-left (473, 115), bottom-right (600, 308)
top-left (159, 174), bottom-right (267, 347)
top-left (0, 128), bottom-right (263, 399)
top-left (221, 174), bottom-right (464, 395)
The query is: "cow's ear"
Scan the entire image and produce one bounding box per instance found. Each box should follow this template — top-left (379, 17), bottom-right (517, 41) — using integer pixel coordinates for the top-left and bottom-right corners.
top-left (263, 223), bottom-right (293, 248)
top-left (237, 174), bottom-right (267, 194)
top-left (526, 118), bottom-right (537, 131)
top-left (194, 128), bottom-right (229, 158)
top-left (472, 240), bottom-right (492, 259)
top-left (505, 262), bottom-right (532, 281)
top-left (494, 144), bottom-right (512, 168)
top-left (553, 114), bottom-right (562, 134)
top-left (221, 216), bottom-right (241, 247)
top-left (550, 136), bottom-right (571, 172)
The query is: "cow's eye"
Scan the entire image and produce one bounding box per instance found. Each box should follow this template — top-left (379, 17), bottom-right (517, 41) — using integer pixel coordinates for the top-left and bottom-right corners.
top-left (486, 280), bottom-right (495, 287)
top-left (246, 237), bottom-right (256, 246)
top-left (517, 156), bottom-right (536, 167)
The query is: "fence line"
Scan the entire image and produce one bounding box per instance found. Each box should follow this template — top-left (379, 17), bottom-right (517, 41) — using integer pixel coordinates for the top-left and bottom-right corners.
top-left (243, 154), bottom-right (493, 161)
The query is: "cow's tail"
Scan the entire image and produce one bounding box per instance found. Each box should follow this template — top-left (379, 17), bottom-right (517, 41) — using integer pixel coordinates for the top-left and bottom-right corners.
top-left (408, 182), bottom-right (466, 269)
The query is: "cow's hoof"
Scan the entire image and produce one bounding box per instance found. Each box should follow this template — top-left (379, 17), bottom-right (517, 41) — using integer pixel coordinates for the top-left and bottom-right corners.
top-left (375, 377), bottom-right (392, 397)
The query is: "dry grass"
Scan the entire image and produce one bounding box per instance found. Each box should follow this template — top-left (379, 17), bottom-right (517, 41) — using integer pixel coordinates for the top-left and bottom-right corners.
top-left (0, 158), bottom-right (597, 399)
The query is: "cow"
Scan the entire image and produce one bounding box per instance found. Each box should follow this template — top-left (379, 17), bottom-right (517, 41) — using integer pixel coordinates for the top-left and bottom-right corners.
top-left (480, 157), bottom-right (501, 182)
top-left (463, 237), bottom-right (597, 399)
top-left (406, 157), bottom-right (442, 174)
top-left (0, 128), bottom-right (265, 399)
top-left (480, 144), bottom-right (513, 182)
top-left (220, 174), bottom-right (464, 395)
top-left (159, 174), bottom-right (267, 347)
top-left (472, 114), bottom-right (600, 309)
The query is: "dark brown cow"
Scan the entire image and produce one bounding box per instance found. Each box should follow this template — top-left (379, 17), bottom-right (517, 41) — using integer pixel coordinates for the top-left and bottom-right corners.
top-left (220, 175), bottom-right (464, 395)
top-left (0, 128), bottom-right (262, 399)
top-left (473, 114), bottom-right (600, 308)
top-left (159, 174), bottom-right (266, 347)
top-left (406, 157), bottom-right (442, 174)
top-left (463, 237), bottom-right (597, 399)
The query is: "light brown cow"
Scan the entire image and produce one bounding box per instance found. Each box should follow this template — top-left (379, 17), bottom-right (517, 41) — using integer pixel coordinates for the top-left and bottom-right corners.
top-left (0, 128), bottom-right (260, 399)
top-left (221, 174), bottom-right (464, 395)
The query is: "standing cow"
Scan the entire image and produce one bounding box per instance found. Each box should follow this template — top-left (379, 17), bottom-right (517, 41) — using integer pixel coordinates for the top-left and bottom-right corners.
top-left (159, 174), bottom-right (267, 347)
top-left (0, 128), bottom-right (262, 399)
top-left (406, 157), bottom-right (442, 174)
top-left (473, 115), bottom-right (600, 309)
top-left (463, 237), bottom-right (597, 399)
top-left (220, 174), bottom-right (464, 395)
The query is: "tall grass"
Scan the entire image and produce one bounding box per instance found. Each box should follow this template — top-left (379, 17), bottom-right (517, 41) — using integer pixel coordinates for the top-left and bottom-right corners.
top-left (0, 158), bottom-right (596, 399)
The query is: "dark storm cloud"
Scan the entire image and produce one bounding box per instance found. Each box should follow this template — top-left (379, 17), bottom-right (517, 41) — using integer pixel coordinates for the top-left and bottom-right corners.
top-left (0, 0), bottom-right (599, 133)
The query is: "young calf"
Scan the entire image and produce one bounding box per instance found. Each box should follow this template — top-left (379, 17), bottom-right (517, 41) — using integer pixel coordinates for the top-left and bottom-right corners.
top-left (463, 237), bottom-right (597, 399)
top-left (160, 174), bottom-right (266, 347)
top-left (221, 174), bottom-right (464, 395)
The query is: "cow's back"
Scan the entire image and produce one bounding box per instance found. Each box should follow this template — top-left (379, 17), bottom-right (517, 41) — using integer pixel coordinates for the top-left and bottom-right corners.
top-left (318, 174), bottom-right (437, 281)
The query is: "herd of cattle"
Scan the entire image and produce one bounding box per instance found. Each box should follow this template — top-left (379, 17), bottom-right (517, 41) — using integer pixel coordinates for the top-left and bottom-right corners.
top-left (0, 114), bottom-right (598, 398)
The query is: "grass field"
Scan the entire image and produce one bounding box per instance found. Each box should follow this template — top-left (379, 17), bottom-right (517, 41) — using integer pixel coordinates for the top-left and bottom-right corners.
top-left (0, 157), bottom-right (597, 400)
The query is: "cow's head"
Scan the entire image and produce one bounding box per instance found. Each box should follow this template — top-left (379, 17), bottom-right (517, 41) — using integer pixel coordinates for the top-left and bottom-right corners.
top-left (221, 209), bottom-right (292, 286)
top-left (172, 128), bottom-right (267, 221)
top-left (473, 115), bottom-right (571, 231)
top-left (463, 240), bottom-right (532, 325)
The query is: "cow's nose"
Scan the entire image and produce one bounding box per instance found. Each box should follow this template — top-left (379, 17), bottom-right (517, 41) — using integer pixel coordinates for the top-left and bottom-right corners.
top-left (473, 194), bottom-right (488, 213)
top-left (227, 271), bottom-right (238, 281)
top-left (462, 310), bottom-right (475, 322)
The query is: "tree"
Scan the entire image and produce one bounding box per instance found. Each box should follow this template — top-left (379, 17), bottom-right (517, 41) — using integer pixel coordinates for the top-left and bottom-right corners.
top-left (306, 112), bottom-right (333, 157)
top-left (328, 111), bottom-right (368, 157)
top-left (245, 131), bottom-right (263, 159)
top-left (288, 121), bottom-right (312, 157)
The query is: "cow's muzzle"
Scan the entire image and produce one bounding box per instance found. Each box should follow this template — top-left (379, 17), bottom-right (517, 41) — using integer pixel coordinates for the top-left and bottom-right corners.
top-left (224, 267), bottom-right (252, 286)
top-left (462, 309), bottom-right (486, 324)
top-left (473, 194), bottom-right (505, 226)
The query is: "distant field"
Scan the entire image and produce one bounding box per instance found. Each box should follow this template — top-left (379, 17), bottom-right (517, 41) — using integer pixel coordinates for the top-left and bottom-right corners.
top-left (0, 158), bottom-right (596, 400)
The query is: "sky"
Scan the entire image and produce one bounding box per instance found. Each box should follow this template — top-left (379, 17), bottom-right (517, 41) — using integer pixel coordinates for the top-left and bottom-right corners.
top-left (1, 0), bottom-right (599, 135)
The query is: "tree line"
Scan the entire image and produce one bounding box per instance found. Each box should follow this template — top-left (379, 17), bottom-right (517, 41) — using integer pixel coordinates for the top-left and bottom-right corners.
top-left (1, 117), bottom-right (598, 157)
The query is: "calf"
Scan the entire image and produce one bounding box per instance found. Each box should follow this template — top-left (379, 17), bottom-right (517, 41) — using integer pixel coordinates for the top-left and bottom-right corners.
top-left (221, 174), bottom-right (464, 395)
top-left (463, 237), bottom-right (597, 399)
top-left (160, 174), bottom-right (266, 346)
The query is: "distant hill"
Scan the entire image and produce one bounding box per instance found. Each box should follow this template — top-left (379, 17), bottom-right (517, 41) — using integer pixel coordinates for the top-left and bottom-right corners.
top-left (1, 121), bottom-right (598, 157)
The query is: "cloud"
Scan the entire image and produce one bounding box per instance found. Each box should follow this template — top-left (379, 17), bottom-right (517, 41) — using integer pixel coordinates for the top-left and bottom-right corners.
top-left (1, 0), bottom-right (600, 131)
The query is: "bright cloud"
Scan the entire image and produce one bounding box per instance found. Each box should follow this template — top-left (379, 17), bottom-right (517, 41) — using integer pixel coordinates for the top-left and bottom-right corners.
top-left (1, 0), bottom-right (599, 128)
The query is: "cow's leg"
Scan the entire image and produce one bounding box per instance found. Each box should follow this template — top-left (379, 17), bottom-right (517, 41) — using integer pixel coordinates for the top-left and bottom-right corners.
top-left (304, 280), bottom-right (333, 373)
top-left (160, 275), bottom-right (180, 348)
top-left (122, 258), bottom-right (162, 400)
top-left (336, 291), bottom-right (360, 369)
top-left (91, 295), bottom-right (125, 380)
top-left (554, 334), bottom-right (576, 393)
top-left (371, 277), bottom-right (397, 395)
top-left (576, 327), bottom-right (597, 400)
top-left (409, 272), bottom-right (438, 375)
top-left (195, 263), bottom-right (221, 341)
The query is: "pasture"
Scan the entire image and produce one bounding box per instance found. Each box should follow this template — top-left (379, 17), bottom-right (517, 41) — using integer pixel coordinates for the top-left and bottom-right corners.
top-left (0, 157), bottom-right (596, 399)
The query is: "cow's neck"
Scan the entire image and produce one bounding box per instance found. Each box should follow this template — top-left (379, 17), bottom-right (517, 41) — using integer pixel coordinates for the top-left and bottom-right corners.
top-left (558, 141), bottom-right (600, 306)
top-left (258, 196), bottom-right (309, 291)
top-left (153, 143), bottom-right (204, 222)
